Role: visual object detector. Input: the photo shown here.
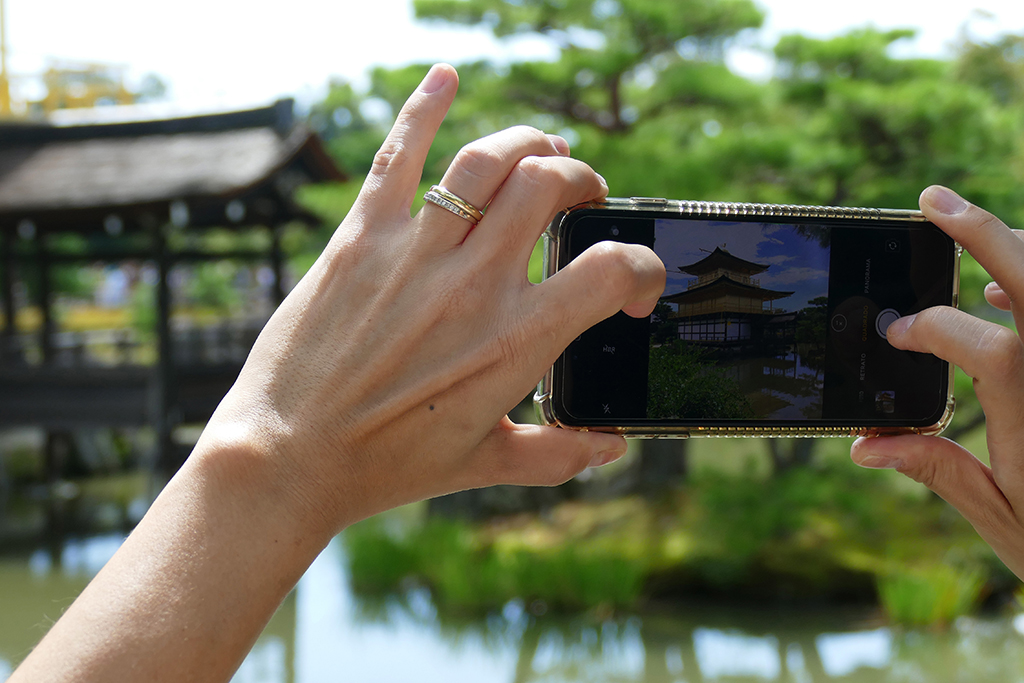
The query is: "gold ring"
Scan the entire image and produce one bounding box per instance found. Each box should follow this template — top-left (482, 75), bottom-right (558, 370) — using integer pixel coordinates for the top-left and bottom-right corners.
top-left (423, 185), bottom-right (484, 224)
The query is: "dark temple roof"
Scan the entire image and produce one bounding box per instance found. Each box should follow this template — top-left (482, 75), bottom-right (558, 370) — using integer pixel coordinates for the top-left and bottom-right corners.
top-left (677, 247), bottom-right (771, 276)
top-left (0, 99), bottom-right (346, 233)
top-left (661, 276), bottom-right (793, 305)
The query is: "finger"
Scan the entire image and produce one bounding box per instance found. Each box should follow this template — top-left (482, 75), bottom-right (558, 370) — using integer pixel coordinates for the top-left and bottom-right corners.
top-left (535, 240), bottom-right (666, 350)
top-left (985, 282), bottom-right (1012, 311)
top-left (919, 187), bottom-right (1024, 325)
top-left (358, 64), bottom-right (458, 217)
top-left (421, 128), bottom-right (572, 244)
top-left (472, 418), bottom-right (627, 487)
top-left (886, 306), bottom-right (1024, 450)
top-left (983, 230), bottom-right (1024, 312)
top-left (439, 128), bottom-right (570, 212)
top-left (851, 435), bottom-right (1024, 577)
top-left (466, 154), bottom-right (608, 261)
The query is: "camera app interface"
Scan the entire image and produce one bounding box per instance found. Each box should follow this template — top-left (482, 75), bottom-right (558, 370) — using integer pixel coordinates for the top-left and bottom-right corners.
top-left (563, 215), bottom-right (953, 424)
top-left (650, 219), bottom-right (831, 420)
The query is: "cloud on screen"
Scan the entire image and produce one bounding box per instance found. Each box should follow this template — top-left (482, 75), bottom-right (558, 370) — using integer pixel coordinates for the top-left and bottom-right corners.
top-left (654, 219), bottom-right (830, 310)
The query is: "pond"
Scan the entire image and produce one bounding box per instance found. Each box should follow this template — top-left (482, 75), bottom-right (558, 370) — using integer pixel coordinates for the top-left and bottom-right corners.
top-left (720, 344), bottom-right (824, 420)
top-left (3, 532), bottom-right (1024, 682)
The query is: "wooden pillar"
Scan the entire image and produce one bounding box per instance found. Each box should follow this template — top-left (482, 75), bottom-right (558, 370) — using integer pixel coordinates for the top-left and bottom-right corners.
top-left (154, 225), bottom-right (177, 473)
top-left (37, 228), bottom-right (54, 364)
top-left (269, 224), bottom-right (285, 306)
top-left (1, 228), bottom-right (14, 358)
top-left (44, 430), bottom-right (73, 553)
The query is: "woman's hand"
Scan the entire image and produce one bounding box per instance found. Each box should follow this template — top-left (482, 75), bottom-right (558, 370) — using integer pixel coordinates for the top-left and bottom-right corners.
top-left (10, 64), bottom-right (665, 683)
top-left (206, 63), bottom-right (665, 535)
top-left (851, 185), bottom-right (1024, 578)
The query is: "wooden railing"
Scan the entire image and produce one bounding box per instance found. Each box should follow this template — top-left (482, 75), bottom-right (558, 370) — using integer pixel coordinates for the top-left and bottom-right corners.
top-left (670, 299), bottom-right (778, 317)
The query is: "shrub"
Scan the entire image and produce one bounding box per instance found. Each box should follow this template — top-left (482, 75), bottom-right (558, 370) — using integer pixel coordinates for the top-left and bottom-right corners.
top-left (343, 517), bottom-right (647, 613)
top-left (877, 564), bottom-right (985, 628)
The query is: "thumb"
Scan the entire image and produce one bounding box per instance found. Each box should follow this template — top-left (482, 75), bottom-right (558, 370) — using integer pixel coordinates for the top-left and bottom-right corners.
top-left (852, 434), bottom-right (1024, 572)
top-left (473, 419), bottom-right (628, 488)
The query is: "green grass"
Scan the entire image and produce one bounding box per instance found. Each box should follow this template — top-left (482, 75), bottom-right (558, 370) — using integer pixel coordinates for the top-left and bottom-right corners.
top-left (343, 443), bottom-right (1002, 626)
top-left (878, 564), bottom-right (986, 628)
top-left (344, 511), bottom-right (649, 614)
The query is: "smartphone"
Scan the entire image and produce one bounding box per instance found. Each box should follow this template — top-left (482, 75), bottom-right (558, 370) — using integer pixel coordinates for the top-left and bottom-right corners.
top-left (535, 198), bottom-right (961, 437)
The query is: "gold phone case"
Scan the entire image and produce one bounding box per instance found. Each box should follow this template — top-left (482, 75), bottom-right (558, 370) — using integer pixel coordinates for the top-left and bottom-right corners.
top-left (534, 197), bottom-right (961, 438)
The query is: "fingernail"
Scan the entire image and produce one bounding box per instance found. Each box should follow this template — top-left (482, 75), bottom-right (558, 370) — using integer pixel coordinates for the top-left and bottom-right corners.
top-left (596, 173), bottom-right (608, 190)
top-left (854, 454), bottom-right (900, 469)
top-left (418, 64), bottom-right (450, 94)
top-left (922, 186), bottom-right (968, 215)
top-left (547, 134), bottom-right (570, 156)
top-left (886, 313), bottom-right (916, 338)
top-left (589, 447), bottom-right (624, 468)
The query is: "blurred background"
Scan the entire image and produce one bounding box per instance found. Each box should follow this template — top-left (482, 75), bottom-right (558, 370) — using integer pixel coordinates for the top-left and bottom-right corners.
top-left (1, 0), bottom-right (1023, 680)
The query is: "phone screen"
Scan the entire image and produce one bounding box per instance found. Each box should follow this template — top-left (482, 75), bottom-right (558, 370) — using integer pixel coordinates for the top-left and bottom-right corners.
top-left (556, 212), bottom-right (956, 427)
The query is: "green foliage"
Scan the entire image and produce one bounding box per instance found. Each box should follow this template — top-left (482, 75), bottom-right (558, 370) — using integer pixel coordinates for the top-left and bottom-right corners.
top-left (130, 281), bottom-right (156, 338)
top-left (300, 1), bottom-right (1023, 471)
top-left (878, 564), bottom-right (986, 628)
top-left (187, 262), bottom-right (239, 312)
top-left (345, 520), bottom-right (419, 594)
top-left (308, 79), bottom-right (389, 176)
top-left (689, 460), bottom-right (882, 581)
top-left (415, 0), bottom-right (764, 145)
top-left (51, 265), bottom-right (97, 299)
top-left (955, 33), bottom-right (1024, 106)
top-left (295, 182), bottom-right (363, 228)
top-left (343, 461), bottom-right (999, 625)
top-left (647, 340), bottom-right (752, 419)
top-left (795, 296), bottom-right (828, 345)
top-left (344, 516), bottom-right (646, 613)
top-left (3, 445), bottom-right (44, 483)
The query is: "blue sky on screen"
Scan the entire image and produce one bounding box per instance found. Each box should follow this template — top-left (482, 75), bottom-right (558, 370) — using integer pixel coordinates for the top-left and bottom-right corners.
top-left (654, 219), bottom-right (830, 312)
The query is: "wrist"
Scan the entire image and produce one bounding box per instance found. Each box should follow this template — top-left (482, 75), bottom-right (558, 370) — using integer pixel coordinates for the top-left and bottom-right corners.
top-left (187, 410), bottom-right (343, 554)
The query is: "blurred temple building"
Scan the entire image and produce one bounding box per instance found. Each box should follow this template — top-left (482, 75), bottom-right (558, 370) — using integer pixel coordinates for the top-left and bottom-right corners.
top-left (0, 99), bottom-right (345, 471)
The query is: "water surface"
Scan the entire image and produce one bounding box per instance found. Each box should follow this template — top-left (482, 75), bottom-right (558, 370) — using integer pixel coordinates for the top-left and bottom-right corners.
top-left (4, 534), bottom-right (1024, 682)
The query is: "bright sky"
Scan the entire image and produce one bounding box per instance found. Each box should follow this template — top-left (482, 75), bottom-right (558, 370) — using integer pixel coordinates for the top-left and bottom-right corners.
top-left (6, 0), bottom-right (1024, 110)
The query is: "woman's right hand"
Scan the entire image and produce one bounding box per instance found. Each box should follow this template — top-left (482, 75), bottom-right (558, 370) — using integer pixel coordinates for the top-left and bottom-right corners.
top-left (851, 186), bottom-right (1024, 579)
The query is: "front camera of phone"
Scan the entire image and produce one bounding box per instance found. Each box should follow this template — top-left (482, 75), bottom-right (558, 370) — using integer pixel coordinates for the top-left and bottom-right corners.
top-left (610, 226), bottom-right (620, 237)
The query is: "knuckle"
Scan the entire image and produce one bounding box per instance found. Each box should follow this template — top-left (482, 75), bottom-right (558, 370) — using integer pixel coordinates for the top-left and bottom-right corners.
top-left (587, 242), bottom-right (638, 295)
top-left (914, 305), bottom-right (954, 330)
top-left (453, 142), bottom-right (506, 181)
top-left (513, 125), bottom-right (553, 150)
top-left (980, 326), bottom-right (1024, 377)
top-left (907, 306), bottom-right (961, 350)
top-left (369, 139), bottom-right (412, 178)
top-left (896, 457), bottom-right (941, 490)
top-left (975, 211), bottom-right (1009, 237)
top-left (551, 460), bottom-right (586, 487)
top-left (512, 155), bottom-right (563, 190)
top-left (508, 124), bottom-right (546, 139)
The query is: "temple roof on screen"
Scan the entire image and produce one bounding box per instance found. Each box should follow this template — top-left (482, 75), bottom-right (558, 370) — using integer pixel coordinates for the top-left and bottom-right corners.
top-left (677, 247), bottom-right (770, 276)
top-left (0, 99), bottom-right (347, 233)
top-left (661, 276), bottom-right (793, 305)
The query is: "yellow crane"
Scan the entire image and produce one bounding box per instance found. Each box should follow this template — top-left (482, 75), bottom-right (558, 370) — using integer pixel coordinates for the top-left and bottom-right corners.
top-left (0, 0), bottom-right (137, 118)
top-left (1, 0), bottom-right (11, 116)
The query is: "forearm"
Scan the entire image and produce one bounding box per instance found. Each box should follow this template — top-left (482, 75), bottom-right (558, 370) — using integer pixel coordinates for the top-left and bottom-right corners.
top-left (10, 430), bottom-right (331, 683)
top-left (8, 64), bottom-right (662, 682)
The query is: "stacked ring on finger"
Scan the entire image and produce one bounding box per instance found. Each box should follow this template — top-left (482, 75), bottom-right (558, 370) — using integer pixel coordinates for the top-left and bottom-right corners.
top-left (424, 185), bottom-right (485, 225)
